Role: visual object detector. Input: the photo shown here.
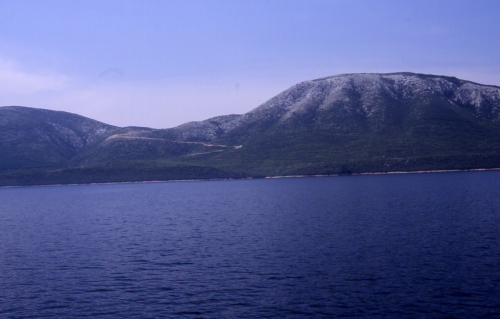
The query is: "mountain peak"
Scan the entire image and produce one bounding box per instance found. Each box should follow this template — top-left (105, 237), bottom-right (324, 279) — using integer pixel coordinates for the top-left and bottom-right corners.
top-left (241, 72), bottom-right (500, 129)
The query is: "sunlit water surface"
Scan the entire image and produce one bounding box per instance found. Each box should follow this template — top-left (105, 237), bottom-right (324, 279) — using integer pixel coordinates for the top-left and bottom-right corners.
top-left (1, 171), bottom-right (500, 318)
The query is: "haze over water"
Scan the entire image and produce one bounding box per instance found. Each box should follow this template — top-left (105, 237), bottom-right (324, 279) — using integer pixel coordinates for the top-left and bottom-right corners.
top-left (1, 171), bottom-right (499, 318)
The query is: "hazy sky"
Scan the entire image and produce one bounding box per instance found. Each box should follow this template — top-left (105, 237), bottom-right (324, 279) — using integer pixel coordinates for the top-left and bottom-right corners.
top-left (1, 0), bottom-right (499, 128)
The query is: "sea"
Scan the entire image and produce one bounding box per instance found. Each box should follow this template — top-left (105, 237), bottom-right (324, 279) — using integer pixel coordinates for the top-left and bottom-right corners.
top-left (0, 171), bottom-right (499, 318)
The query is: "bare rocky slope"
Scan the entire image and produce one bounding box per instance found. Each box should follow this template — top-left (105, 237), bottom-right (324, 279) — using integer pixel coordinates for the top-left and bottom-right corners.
top-left (2, 72), bottom-right (500, 185)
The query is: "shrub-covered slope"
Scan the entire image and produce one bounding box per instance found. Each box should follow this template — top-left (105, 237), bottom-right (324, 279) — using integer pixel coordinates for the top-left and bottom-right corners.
top-left (2, 72), bottom-right (500, 185)
top-left (0, 106), bottom-right (118, 171)
top-left (185, 72), bottom-right (500, 175)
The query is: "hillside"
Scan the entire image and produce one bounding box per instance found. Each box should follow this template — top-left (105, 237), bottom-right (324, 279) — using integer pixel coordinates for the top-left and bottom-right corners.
top-left (184, 72), bottom-right (500, 175)
top-left (2, 72), bottom-right (500, 186)
top-left (0, 106), bottom-right (118, 171)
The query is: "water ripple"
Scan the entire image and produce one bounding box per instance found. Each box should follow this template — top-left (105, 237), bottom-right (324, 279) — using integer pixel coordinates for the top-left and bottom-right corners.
top-left (0, 172), bottom-right (500, 318)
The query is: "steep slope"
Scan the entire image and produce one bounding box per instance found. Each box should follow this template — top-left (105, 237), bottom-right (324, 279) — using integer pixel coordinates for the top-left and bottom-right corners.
top-left (0, 106), bottom-right (118, 171)
top-left (0, 107), bottom-right (246, 185)
top-left (2, 72), bottom-right (500, 186)
top-left (182, 73), bottom-right (500, 175)
top-left (215, 72), bottom-right (500, 140)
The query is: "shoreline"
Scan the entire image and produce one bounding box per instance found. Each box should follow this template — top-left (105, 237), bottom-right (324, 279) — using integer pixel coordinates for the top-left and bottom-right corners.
top-left (265, 167), bottom-right (500, 178)
top-left (1, 167), bottom-right (500, 189)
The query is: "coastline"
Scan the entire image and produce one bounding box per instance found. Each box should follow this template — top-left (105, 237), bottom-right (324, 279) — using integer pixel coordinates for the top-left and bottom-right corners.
top-left (1, 167), bottom-right (500, 189)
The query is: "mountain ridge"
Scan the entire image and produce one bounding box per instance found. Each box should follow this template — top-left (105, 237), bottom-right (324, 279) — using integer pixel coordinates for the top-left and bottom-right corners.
top-left (2, 72), bottom-right (500, 186)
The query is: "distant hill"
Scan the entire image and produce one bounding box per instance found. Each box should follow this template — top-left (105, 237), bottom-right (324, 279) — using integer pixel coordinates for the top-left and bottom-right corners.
top-left (0, 106), bottom-right (117, 171)
top-left (2, 72), bottom-right (500, 186)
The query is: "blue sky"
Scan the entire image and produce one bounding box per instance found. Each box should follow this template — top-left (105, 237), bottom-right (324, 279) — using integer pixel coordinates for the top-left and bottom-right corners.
top-left (1, 0), bottom-right (499, 128)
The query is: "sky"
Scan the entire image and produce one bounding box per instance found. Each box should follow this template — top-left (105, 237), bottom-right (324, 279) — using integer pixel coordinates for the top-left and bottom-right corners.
top-left (0, 0), bottom-right (499, 129)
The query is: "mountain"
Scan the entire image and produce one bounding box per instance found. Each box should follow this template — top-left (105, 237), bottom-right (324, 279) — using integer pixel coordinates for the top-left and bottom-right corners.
top-left (188, 72), bottom-right (500, 175)
top-left (0, 106), bottom-right (118, 171)
top-left (2, 72), bottom-right (500, 186)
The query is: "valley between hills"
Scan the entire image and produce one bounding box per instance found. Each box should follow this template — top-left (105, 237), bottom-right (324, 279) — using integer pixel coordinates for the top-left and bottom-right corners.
top-left (2, 72), bottom-right (500, 187)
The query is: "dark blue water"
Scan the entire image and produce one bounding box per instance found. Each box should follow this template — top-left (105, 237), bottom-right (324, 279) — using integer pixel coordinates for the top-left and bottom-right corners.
top-left (1, 171), bottom-right (500, 318)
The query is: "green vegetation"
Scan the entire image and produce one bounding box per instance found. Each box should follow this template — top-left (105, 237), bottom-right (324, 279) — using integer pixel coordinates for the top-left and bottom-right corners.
top-left (2, 73), bottom-right (500, 187)
top-left (0, 161), bottom-right (244, 187)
